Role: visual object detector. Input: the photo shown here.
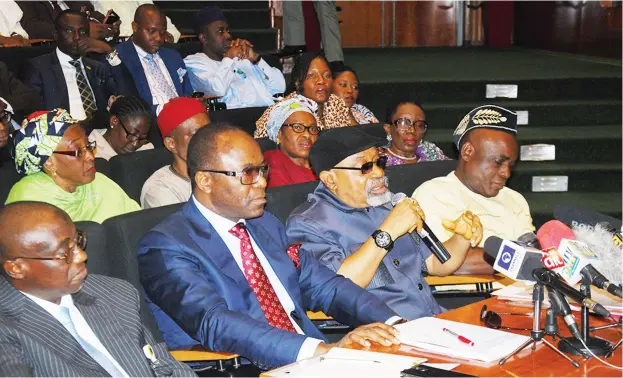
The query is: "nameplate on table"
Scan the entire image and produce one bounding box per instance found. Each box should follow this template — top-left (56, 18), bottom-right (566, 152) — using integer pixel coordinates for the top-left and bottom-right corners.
top-left (532, 176), bottom-right (568, 192)
top-left (516, 110), bottom-right (529, 125)
top-left (520, 144), bottom-right (556, 161)
top-left (485, 84), bottom-right (518, 99)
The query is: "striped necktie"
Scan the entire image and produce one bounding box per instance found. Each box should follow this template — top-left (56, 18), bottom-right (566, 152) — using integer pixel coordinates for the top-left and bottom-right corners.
top-left (143, 54), bottom-right (178, 100)
top-left (69, 60), bottom-right (97, 117)
top-left (58, 307), bottom-right (125, 377)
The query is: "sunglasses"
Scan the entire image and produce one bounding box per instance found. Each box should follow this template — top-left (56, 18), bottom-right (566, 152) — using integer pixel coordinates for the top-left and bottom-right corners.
top-left (480, 304), bottom-right (532, 331)
top-left (332, 155), bottom-right (388, 175)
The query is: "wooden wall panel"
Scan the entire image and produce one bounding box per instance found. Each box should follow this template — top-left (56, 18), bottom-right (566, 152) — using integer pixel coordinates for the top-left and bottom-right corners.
top-left (337, 1), bottom-right (388, 48)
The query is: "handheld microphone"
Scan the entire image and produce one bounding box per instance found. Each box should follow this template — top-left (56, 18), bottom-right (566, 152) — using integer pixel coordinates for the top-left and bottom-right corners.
top-left (554, 204), bottom-right (622, 247)
top-left (391, 193), bottom-right (451, 264)
top-left (547, 288), bottom-right (582, 340)
top-left (517, 232), bottom-right (541, 249)
top-left (537, 221), bottom-right (622, 298)
top-left (483, 236), bottom-right (544, 281)
top-left (532, 268), bottom-right (612, 318)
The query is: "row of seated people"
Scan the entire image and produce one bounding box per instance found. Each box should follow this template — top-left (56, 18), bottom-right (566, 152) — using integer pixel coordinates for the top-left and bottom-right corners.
top-left (0, 106), bottom-right (533, 373)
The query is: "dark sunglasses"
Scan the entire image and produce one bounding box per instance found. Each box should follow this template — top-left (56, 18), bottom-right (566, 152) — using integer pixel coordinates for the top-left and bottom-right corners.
top-left (480, 304), bottom-right (532, 331)
top-left (331, 155), bottom-right (388, 175)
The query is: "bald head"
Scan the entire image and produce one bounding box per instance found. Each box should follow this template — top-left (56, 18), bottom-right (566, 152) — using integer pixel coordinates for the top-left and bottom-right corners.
top-left (456, 128), bottom-right (518, 198)
top-left (134, 4), bottom-right (164, 24)
top-left (0, 202), bottom-right (71, 261)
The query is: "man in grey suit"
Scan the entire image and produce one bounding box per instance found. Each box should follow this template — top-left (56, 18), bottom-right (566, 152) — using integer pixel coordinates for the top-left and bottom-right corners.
top-left (0, 201), bottom-right (195, 377)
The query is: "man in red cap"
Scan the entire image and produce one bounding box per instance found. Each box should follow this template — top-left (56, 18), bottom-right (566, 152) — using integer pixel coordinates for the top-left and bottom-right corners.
top-left (141, 97), bottom-right (210, 208)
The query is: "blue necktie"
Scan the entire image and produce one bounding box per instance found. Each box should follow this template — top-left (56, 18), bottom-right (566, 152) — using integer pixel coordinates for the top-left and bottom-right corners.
top-left (58, 307), bottom-right (125, 377)
top-left (143, 54), bottom-right (177, 99)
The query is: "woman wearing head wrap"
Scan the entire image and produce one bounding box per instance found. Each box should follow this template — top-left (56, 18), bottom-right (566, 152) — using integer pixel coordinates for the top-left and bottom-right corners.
top-left (263, 96), bottom-right (320, 188)
top-left (6, 109), bottom-right (140, 223)
top-left (255, 52), bottom-right (356, 138)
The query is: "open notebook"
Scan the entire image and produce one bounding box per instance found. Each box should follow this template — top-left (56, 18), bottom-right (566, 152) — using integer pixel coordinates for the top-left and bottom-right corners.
top-left (395, 317), bottom-right (532, 363)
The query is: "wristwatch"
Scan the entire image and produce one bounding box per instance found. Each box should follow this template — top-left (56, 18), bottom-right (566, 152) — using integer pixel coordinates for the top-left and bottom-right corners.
top-left (372, 229), bottom-right (394, 252)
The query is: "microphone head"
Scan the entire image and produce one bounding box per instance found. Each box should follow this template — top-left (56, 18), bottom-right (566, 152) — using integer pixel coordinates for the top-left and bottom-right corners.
top-left (554, 204), bottom-right (622, 232)
top-left (391, 192), bottom-right (407, 207)
top-left (483, 236), bottom-right (503, 260)
top-left (517, 232), bottom-right (541, 249)
top-left (572, 223), bottom-right (623, 285)
top-left (484, 236), bottom-right (544, 281)
top-left (536, 220), bottom-right (575, 250)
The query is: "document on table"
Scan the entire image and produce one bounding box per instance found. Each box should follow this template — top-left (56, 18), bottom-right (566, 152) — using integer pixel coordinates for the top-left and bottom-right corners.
top-left (266, 347), bottom-right (427, 377)
top-left (492, 281), bottom-right (623, 316)
top-left (395, 317), bottom-right (532, 363)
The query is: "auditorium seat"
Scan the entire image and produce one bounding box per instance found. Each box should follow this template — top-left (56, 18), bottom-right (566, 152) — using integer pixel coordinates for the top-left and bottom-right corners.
top-left (210, 106), bottom-right (268, 136)
top-left (109, 148), bottom-right (173, 203)
top-left (265, 181), bottom-right (319, 224)
top-left (75, 221), bottom-right (111, 277)
top-left (257, 137), bottom-right (277, 152)
top-left (384, 159), bottom-right (457, 195)
top-left (94, 157), bottom-right (111, 178)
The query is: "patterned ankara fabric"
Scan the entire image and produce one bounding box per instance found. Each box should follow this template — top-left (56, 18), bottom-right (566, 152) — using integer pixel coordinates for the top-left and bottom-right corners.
top-left (351, 103), bottom-right (378, 125)
top-left (265, 95), bottom-right (316, 143)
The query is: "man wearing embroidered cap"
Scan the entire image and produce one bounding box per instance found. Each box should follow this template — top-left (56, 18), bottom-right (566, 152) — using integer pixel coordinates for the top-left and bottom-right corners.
top-left (140, 97), bottom-right (210, 208)
top-left (414, 105), bottom-right (535, 260)
top-left (286, 127), bottom-right (483, 320)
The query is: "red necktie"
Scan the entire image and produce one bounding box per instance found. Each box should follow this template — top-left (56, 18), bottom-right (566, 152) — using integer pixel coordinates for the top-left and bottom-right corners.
top-left (229, 223), bottom-right (297, 333)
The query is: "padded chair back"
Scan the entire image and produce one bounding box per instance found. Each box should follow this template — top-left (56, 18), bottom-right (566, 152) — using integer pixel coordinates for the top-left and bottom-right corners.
top-left (0, 163), bottom-right (20, 205)
top-left (265, 181), bottom-right (319, 224)
top-left (385, 160), bottom-right (457, 195)
top-left (109, 148), bottom-right (173, 203)
top-left (210, 107), bottom-right (268, 136)
top-left (102, 203), bottom-right (184, 340)
top-left (94, 157), bottom-right (111, 178)
top-left (356, 123), bottom-right (386, 139)
top-left (75, 221), bottom-right (110, 276)
top-left (257, 137), bottom-right (277, 153)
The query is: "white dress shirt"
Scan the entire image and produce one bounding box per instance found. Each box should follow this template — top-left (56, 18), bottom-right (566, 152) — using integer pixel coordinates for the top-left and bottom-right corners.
top-left (0, 1), bottom-right (28, 38)
top-left (185, 53), bottom-right (285, 109)
top-left (132, 42), bottom-right (178, 113)
top-left (20, 291), bottom-right (130, 377)
top-left (192, 196), bottom-right (323, 361)
top-left (91, 1), bottom-right (181, 42)
top-left (56, 48), bottom-right (97, 121)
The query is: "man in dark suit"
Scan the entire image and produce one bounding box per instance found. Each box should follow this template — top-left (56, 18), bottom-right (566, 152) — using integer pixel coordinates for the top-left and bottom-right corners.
top-left (17, 1), bottom-right (116, 40)
top-left (138, 123), bottom-right (403, 370)
top-left (113, 4), bottom-right (193, 118)
top-left (0, 201), bottom-right (196, 377)
top-left (24, 10), bottom-right (131, 130)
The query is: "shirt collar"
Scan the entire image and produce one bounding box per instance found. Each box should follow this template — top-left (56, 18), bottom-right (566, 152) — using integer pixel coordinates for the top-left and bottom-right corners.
top-left (56, 47), bottom-right (81, 66)
top-left (191, 195), bottom-right (246, 236)
top-left (20, 291), bottom-right (75, 319)
top-left (132, 41), bottom-right (158, 60)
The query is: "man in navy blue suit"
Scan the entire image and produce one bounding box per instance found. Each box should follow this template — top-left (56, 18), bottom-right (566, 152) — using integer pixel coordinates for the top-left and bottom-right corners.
top-left (111, 4), bottom-right (192, 118)
top-left (137, 123), bottom-right (403, 370)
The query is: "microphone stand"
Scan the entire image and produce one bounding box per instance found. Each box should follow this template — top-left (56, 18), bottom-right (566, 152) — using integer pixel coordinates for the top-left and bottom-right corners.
top-left (499, 282), bottom-right (579, 367)
top-left (545, 296), bottom-right (590, 359)
top-left (558, 274), bottom-right (612, 357)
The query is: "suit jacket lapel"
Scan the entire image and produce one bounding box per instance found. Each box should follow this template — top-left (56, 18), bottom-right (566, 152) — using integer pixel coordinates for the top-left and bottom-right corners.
top-left (159, 49), bottom-right (183, 95)
top-left (0, 277), bottom-right (105, 374)
top-left (73, 289), bottom-right (149, 377)
top-left (184, 201), bottom-right (266, 318)
top-left (118, 40), bottom-right (152, 105)
top-left (50, 52), bottom-right (70, 109)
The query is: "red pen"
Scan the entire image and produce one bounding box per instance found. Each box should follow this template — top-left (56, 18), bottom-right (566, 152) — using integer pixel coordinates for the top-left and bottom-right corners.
top-left (443, 328), bottom-right (475, 346)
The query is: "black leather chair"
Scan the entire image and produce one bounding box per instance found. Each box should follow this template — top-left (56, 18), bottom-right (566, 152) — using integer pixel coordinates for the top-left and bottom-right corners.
top-left (210, 107), bottom-right (268, 136)
top-left (94, 157), bottom-right (111, 178)
top-left (108, 148), bottom-right (173, 203)
top-left (75, 221), bottom-right (110, 277)
top-left (257, 137), bottom-right (277, 153)
top-left (385, 159), bottom-right (457, 195)
top-left (265, 181), bottom-right (319, 224)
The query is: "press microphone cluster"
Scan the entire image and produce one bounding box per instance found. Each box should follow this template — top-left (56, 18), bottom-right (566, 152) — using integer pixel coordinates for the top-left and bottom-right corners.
top-left (391, 193), bottom-right (451, 264)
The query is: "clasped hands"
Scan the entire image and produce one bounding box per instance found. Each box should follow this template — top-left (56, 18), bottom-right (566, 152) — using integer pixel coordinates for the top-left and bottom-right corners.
top-left (224, 39), bottom-right (259, 63)
top-left (381, 197), bottom-right (482, 247)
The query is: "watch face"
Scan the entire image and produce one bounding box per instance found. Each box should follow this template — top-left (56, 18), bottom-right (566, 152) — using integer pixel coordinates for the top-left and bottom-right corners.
top-left (375, 231), bottom-right (392, 248)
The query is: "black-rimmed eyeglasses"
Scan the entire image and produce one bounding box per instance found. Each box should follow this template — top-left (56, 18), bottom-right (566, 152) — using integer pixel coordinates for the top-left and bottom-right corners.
top-left (53, 141), bottom-right (96, 158)
top-left (283, 123), bottom-right (320, 135)
top-left (392, 118), bottom-right (428, 133)
top-left (331, 155), bottom-right (388, 175)
top-left (118, 118), bottom-right (150, 144)
top-left (10, 229), bottom-right (87, 264)
top-left (200, 164), bottom-right (270, 185)
top-left (480, 304), bottom-right (532, 331)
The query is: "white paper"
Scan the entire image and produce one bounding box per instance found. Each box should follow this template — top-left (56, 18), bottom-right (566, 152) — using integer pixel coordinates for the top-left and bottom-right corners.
top-left (394, 317), bottom-right (532, 363)
top-left (485, 84), bottom-right (518, 99)
top-left (422, 363), bottom-right (460, 371)
top-left (266, 348), bottom-right (426, 377)
top-left (520, 144), bottom-right (556, 161)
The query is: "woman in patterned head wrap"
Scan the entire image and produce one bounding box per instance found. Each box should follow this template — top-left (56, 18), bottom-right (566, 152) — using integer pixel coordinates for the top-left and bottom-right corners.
top-left (263, 96), bottom-right (320, 188)
top-left (6, 109), bottom-right (140, 223)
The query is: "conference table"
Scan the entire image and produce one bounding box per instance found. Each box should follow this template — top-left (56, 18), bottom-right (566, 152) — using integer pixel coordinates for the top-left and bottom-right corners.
top-left (343, 297), bottom-right (622, 377)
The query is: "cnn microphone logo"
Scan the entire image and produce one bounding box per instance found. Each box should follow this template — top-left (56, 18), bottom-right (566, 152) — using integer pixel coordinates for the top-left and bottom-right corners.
top-left (541, 247), bottom-right (565, 270)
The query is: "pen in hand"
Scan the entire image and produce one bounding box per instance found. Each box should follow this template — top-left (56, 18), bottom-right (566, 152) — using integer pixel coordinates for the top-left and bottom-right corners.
top-left (443, 328), bottom-right (475, 346)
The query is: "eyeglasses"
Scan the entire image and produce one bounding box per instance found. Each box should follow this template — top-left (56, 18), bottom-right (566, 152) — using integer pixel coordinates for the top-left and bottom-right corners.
top-left (392, 118), bottom-right (428, 133)
top-left (200, 164), bottom-right (270, 185)
top-left (11, 229), bottom-right (87, 264)
top-left (331, 155), bottom-right (388, 175)
top-left (0, 109), bottom-right (12, 124)
top-left (53, 141), bottom-right (96, 158)
top-left (118, 118), bottom-right (150, 144)
top-left (480, 305), bottom-right (532, 331)
top-left (283, 123), bottom-right (320, 135)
